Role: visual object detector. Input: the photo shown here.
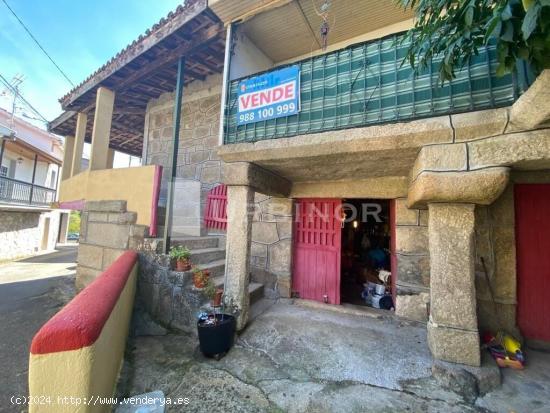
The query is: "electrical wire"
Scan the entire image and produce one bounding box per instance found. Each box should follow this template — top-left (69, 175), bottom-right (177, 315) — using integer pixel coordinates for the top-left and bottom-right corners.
top-left (0, 73), bottom-right (49, 122)
top-left (1, 0), bottom-right (75, 87)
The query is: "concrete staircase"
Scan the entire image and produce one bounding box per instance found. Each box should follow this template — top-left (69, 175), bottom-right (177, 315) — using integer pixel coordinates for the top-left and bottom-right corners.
top-left (171, 236), bottom-right (264, 305)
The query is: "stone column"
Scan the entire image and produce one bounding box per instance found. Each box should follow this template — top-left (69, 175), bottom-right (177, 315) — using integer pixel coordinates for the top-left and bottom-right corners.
top-left (107, 148), bottom-right (115, 169)
top-left (61, 136), bottom-right (75, 181)
top-left (71, 112), bottom-right (87, 176)
top-left (427, 203), bottom-right (480, 366)
top-left (89, 87), bottom-right (115, 171)
top-left (224, 185), bottom-right (254, 330)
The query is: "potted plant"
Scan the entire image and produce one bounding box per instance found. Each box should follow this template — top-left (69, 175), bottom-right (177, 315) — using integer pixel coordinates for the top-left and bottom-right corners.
top-left (192, 266), bottom-right (209, 288)
top-left (203, 279), bottom-right (224, 307)
top-left (169, 245), bottom-right (191, 271)
top-left (197, 278), bottom-right (234, 358)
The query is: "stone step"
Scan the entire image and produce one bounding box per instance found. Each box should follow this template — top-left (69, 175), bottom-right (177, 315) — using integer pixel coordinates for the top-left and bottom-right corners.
top-left (172, 236), bottom-right (221, 251)
top-left (198, 259), bottom-right (225, 278)
top-left (211, 276), bottom-right (264, 305)
top-left (190, 247), bottom-right (225, 265)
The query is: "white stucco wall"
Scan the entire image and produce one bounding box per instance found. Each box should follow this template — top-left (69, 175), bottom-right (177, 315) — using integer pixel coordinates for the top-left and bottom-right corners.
top-left (230, 32), bottom-right (274, 80)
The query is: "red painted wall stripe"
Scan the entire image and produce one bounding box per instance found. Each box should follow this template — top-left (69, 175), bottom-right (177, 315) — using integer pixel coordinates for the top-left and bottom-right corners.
top-left (30, 251), bottom-right (138, 355)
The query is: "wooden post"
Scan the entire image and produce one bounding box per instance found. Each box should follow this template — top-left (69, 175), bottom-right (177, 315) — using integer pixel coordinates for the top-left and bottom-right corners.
top-left (163, 56), bottom-right (185, 254)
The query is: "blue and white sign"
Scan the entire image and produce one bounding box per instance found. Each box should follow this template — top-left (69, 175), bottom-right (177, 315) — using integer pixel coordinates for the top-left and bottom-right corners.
top-left (237, 65), bottom-right (300, 125)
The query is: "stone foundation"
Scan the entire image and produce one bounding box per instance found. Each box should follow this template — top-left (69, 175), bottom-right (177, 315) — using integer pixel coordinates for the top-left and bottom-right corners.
top-left (76, 200), bottom-right (146, 289)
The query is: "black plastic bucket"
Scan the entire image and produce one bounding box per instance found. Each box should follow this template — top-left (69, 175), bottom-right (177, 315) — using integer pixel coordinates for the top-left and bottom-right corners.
top-left (197, 314), bottom-right (236, 357)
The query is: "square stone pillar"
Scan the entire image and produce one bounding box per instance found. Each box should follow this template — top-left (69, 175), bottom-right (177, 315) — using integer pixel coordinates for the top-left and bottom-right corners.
top-left (427, 203), bottom-right (480, 366)
top-left (89, 87), bottom-right (115, 171)
top-left (71, 112), bottom-right (87, 176)
top-left (107, 148), bottom-right (115, 169)
top-left (224, 185), bottom-right (254, 330)
top-left (61, 136), bottom-right (75, 181)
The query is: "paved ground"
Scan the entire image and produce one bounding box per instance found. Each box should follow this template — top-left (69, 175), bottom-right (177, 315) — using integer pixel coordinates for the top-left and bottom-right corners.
top-left (121, 300), bottom-right (550, 413)
top-left (0, 246), bottom-right (76, 413)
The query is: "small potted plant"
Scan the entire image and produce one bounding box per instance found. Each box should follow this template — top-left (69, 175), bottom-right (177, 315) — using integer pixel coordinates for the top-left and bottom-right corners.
top-left (203, 279), bottom-right (224, 307)
top-left (192, 266), bottom-right (209, 288)
top-left (169, 245), bottom-right (191, 271)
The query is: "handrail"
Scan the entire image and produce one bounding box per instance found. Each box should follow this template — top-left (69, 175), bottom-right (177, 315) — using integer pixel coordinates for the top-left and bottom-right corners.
top-left (0, 175), bottom-right (56, 206)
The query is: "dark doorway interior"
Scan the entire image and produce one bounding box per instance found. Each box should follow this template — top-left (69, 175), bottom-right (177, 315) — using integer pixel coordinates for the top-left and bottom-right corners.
top-left (340, 199), bottom-right (392, 308)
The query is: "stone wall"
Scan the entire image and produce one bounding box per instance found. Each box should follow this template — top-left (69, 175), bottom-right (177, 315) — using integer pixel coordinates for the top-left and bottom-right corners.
top-left (475, 170), bottom-right (550, 337)
top-left (76, 200), bottom-right (146, 290)
top-left (0, 210), bottom-right (61, 261)
top-left (0, 211), bottom-right (41, 260)
top-left (144, 74), bottom-right (223, 236)
top-left (250, 194), bottom-right (293, 298)
top-left (137, 252), bottom-right (210, 334)
top-left (394, 198), bottom-right (430, 322)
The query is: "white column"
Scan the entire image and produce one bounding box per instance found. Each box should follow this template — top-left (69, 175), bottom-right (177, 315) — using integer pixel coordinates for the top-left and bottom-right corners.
top-left (61, 136), bottom-right (75, 181)
top-left (71, 112), bottom-right (87, 176)
top-left (89, 87), bottom-right (115, 171)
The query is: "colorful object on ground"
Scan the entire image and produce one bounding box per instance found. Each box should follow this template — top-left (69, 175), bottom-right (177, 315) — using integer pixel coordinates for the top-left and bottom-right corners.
top-left (483, 331), bottom-right (525, 370)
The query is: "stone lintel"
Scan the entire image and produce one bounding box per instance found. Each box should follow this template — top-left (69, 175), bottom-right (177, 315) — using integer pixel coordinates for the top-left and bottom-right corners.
top-left (408, 167), bottom-right (510, 209)
top-left (223, 162), bottom-right (291, 197)
top-left (507, 69), bottom-right (550, 132)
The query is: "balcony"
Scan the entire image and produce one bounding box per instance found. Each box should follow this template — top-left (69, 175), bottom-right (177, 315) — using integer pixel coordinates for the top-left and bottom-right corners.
top-left (223, 32), bottom-right (533, 145)
top-left (0, 176), bottom-right (56, 207)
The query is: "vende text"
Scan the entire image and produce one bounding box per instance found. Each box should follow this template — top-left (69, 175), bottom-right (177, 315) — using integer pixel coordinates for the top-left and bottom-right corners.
top-left (238, 81), bottom-right (296, 112)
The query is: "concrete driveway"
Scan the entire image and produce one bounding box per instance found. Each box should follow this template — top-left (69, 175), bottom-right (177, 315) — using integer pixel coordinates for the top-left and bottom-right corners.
top-left (124, 300), bottom-right (541, 413)
top-left (0, 246), bottom-right (76, 412)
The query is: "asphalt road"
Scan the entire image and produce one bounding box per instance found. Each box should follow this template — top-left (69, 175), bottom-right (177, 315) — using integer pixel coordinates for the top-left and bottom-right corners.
top-left (0, 246), bottom-right (77, 413)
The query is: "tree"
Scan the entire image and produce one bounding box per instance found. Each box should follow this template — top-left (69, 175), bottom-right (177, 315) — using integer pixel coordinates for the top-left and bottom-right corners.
top-left (397, 0), bottom-right (550, 81)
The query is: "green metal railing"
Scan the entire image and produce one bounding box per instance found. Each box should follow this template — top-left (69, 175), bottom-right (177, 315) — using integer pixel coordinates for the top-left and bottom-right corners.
top-left (223, 32), bottom-right (533, 144)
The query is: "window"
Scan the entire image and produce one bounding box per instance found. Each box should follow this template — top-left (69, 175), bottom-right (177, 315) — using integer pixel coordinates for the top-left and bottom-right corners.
top-left (0, 166), bottom-right (7, 177)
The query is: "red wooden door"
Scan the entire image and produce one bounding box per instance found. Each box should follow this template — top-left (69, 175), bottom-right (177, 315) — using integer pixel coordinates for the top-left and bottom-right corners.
top-left (293, 199), bottom-right (342, 304)
top-left (515, 184), bottom-right (550, 342)
top-left (204, 184), bottom-right (228, 231)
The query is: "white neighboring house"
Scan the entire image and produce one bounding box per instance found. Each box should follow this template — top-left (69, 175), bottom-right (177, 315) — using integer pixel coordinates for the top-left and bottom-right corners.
top-left (0, 107), bottom-right (70, 260)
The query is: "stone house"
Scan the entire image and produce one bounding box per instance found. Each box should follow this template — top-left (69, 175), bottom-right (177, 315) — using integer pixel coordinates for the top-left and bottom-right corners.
top-left (0, 108), bottom-right (68, 260)
top-left (50, 0), bottom-right (550, 368)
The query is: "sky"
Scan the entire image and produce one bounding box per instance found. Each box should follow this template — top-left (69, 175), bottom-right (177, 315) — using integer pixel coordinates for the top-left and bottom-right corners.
top-left (0, 0), bottom-right (183, 127)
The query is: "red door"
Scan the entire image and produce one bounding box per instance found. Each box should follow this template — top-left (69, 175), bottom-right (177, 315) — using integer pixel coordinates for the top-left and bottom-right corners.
top-left (292, 199), bottom-right (341, 304)
top-left (204, 184), bottom-right (228, 231)
top-left (515, 184), bottom-right (550, 342)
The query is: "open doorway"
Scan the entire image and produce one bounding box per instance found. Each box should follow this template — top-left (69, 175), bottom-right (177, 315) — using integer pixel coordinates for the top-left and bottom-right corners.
top-left (340, 199), bottom-right (393, 310)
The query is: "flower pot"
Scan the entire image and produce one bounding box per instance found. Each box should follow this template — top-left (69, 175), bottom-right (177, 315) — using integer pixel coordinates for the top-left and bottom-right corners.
top-left (211, 288), bottom-right (223, 307)
top-left (176, 259), bottom-right (191, 272)
top-left (197, 314), bottom-right (236, 358)
top-left (193, 272), bottom-right (208, 288)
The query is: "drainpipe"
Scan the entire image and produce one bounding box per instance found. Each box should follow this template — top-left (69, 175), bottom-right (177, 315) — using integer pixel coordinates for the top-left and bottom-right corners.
top-left (163, 56), bottom-right (186, 254)
top-left (218, 23), bottom-right (235, 146)
top-left (0, 138), bottom-right (5, 170)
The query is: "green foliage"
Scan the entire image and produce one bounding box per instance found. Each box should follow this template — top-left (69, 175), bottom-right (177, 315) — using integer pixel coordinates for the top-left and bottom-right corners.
top-left (68, 211), bottom-right (81, 234)
top-left (202, 279), bottom-right (217, 300)
top-left (397, 0), bottom-right (550, 82)
top-left (169, 245), bottom-right (191, 261)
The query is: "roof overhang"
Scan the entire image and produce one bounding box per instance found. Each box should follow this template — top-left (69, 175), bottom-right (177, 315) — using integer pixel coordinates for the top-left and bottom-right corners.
top-left (49, 0), bottom-right (226, 157)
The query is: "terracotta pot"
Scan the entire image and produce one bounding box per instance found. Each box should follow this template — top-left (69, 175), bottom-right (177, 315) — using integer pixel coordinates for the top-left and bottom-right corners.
top-left (176, 259), bottom-right (191, 272)
top-left (212, 288), bottom-right (223, 307)
top-left (193, 272), bottom-right (208, 288)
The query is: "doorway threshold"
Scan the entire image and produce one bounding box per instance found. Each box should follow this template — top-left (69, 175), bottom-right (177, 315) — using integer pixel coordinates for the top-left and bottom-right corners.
top-left (286, 298), bottom-right (394, 320)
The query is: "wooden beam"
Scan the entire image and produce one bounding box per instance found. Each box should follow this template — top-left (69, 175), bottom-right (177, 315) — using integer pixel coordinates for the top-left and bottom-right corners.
top-left (113, 23), bottom-right (223, 92)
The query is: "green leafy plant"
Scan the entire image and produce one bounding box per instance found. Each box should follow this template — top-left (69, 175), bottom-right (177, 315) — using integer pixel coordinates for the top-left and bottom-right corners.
top-left (192, 266), bottom-right (209, 288)
top-left (396, 0), bottom-right (550, 82)
top-left (169, 245), bottom-right (190, 261)
top-left (203, 279), bottom-right (217, 300)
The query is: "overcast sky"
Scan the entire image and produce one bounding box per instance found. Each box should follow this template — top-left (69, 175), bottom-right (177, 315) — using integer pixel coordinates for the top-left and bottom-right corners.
top-left (0, 0), bottom-right (183, 127)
